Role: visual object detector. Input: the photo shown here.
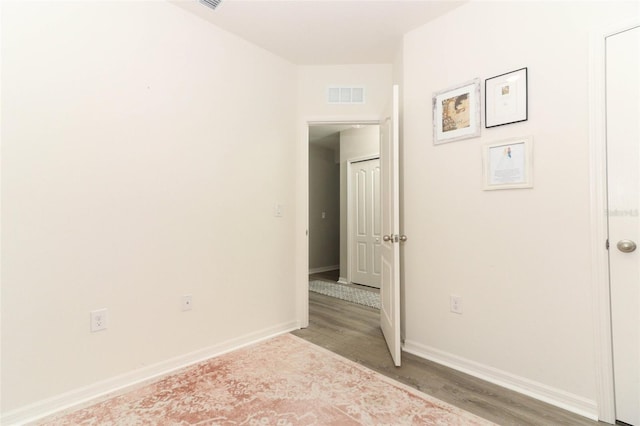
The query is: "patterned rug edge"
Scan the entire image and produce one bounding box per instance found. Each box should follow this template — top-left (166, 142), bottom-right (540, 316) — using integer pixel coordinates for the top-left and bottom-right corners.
top-left (36, 333), bottom-right (496, 425)
top-left (283, 334), bottom-right (496, 425)
top-left (309, 279), bottom-right (381, 309)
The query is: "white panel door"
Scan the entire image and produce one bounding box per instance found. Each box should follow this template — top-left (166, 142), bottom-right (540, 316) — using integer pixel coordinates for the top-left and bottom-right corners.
top-left (380, 85), bottom-right (401, 366)
top-left (351, 159), bottom-right (382, 288)
top-left (607, 25), bottom-right (640, 426)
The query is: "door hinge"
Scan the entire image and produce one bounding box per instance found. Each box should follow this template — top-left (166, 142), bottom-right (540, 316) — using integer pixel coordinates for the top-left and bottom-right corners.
top-left (606, 239), bottom-right (610, 250)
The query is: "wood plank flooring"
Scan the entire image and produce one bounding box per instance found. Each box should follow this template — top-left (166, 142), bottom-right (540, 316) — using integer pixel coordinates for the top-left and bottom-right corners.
top-left (293, 273), bottom-right (600, 426)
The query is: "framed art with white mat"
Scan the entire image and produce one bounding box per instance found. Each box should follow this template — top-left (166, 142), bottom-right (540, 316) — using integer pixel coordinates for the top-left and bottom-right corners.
top-left (432, 79), bottom-right (481, 145)
top-left (483, 136), bottom-right (533, 190)
top-left (485, 68), bottom-right (528, 128)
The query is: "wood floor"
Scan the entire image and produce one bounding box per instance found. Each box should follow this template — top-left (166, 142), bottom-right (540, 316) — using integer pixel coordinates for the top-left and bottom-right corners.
top-left (293, 273), bottom-right (600, 426)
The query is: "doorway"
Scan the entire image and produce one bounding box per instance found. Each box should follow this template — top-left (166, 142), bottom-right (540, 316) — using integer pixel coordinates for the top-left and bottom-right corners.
top-left (308, 124), bottom-right (380, 285)
top-left (302, 84), bottom-right (402, 366)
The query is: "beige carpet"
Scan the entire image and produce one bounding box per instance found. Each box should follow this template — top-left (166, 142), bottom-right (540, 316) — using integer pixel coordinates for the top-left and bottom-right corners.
top-left (37, 334), bottom-right (495, 425)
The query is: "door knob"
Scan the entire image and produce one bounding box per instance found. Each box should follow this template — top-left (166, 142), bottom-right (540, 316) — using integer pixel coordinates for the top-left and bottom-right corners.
top-left (617, 239), bottom-right (637, 253)
top-left (383, 235), bottom-right (392, 242)
top-left (399, 235), bottom-right (407, 242)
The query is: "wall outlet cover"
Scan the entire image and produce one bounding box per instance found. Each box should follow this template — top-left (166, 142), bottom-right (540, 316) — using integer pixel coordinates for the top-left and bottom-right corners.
top-left (90, 308), bottom-right (108, 332)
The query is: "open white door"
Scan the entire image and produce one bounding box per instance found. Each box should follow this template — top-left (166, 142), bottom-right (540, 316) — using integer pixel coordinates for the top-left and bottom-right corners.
top-left (606, 25), bottom-right (640, 426)
top-left (380, 85), bottom-right (401, 366)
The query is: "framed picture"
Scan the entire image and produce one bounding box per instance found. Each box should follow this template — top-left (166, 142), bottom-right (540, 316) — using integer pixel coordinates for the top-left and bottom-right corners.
top-left (483, 136), bottom-right (533, 190)
top-left (432, 78), bottom-right (481, 145)
top-left (485, 67), bottom-right (528, 128)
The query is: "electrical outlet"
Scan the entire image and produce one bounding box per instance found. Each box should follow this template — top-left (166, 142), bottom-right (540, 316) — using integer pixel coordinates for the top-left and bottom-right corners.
top-left (450, 296), bottom-right (463, 314)
top-left (182, 294), bottom-right (193, 311)
top-left (90, 308), bottom-right (108, 332)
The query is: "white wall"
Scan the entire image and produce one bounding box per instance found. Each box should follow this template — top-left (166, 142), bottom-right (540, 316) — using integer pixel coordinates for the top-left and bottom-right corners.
top-left (339, 126), bottom-right (380, 281)
top-left (402, 0), bottom-right (639, 418)
top-left (308, 145), bottom-right (340, 271)
top-left (1, 0), bottom-right (297, 416)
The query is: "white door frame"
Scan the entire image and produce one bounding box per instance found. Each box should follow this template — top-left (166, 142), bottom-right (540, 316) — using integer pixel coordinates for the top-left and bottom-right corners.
top-left (347, 155), bottom-right (380, 287)
top-left (297, 117), bottom-right (381, 329)
top-left (588, 17), bottom-right (640, 424)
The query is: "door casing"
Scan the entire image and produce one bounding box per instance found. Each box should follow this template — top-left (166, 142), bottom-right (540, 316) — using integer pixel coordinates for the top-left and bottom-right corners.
top-left (298, 117), bottom-right (381, 329)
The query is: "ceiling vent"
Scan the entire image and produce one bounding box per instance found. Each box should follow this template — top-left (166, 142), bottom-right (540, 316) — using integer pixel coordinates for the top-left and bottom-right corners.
top-left (327, 87), bottom-right (365, 104)
top-left (199, 0), bottom-right (222, 11)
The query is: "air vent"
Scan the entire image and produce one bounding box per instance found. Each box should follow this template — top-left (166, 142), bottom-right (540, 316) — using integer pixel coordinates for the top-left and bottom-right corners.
top-left (327, 87), bottom-right (365, 104)
top-left (199, 0), bottom-right (222, 11)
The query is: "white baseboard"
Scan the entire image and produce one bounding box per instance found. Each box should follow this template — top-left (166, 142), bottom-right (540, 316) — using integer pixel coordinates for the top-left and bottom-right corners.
top-left (308, 265), bottom-right (339, 274)
top-left (2, 321), bottom-right (299, 426)
top-left (403, 339), bottom-right (598, 421)
top-left (337, 277), bottom-right (348, 284)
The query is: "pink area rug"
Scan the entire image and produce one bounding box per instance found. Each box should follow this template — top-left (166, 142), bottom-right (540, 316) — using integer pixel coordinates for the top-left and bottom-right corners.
top-left (37, 334), bottom-right (494, 425)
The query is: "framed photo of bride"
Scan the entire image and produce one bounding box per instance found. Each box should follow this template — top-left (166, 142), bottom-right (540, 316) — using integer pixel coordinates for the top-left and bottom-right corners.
top-left (483, 136), bottom-right (533, 190)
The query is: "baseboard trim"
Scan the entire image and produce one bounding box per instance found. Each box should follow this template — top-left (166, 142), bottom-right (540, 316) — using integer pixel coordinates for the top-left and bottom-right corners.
top-left (308, 265), bottom-right (339, 274)
top-left (2, 321), bottom-right (299, 426)
top-left (403, 339), bottom-right (598, 421)
top-left (337, 277), bottom-right (348, 285)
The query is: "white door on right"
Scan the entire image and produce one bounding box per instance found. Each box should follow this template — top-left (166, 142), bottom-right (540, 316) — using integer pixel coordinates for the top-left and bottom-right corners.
top-left (607, 24), bottom-right (640, 426)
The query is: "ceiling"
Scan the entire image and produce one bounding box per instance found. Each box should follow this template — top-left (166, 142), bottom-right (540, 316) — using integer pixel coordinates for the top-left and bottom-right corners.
top-left (170, 0), bottom-right (465, 145)
top-left (171, 0), bottom-right (466, 65)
